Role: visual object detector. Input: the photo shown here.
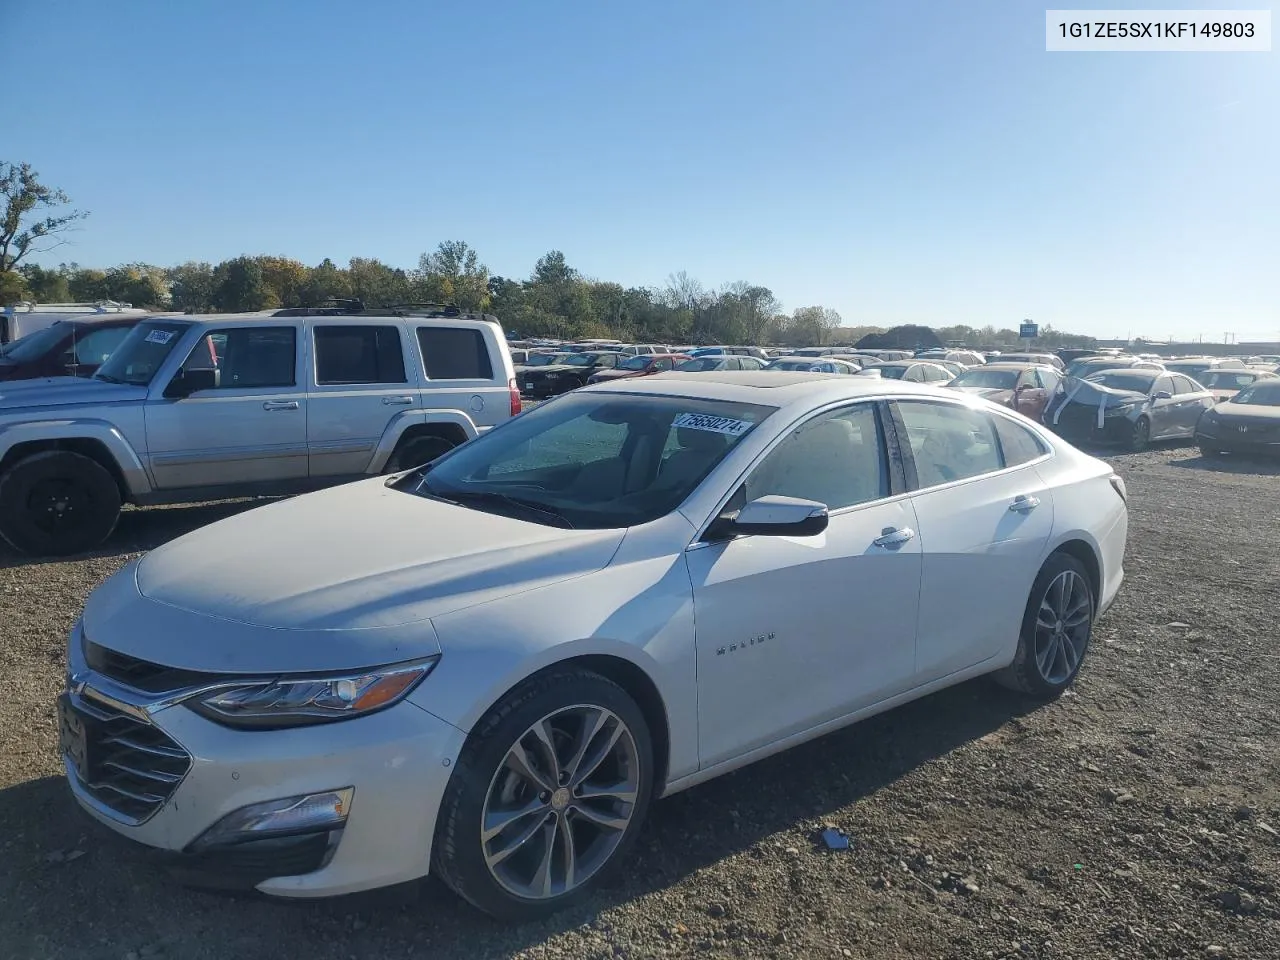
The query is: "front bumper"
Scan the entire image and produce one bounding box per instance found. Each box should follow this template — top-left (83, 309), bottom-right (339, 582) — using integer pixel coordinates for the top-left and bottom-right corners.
top-left (63, 643), bottom-right (467, 897)
top-left (1195, 429), bottom-right (1280, 456)
top-left (1045, 407), bottom-right (1136, 445)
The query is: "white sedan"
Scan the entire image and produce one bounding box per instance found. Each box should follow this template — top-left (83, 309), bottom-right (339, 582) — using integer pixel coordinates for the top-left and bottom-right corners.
top-left (61, 373), bottom-right (1127, 919)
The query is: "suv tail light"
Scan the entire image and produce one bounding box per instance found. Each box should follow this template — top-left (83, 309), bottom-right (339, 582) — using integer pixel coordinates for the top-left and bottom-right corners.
top-left (1108, 474), bottom-right (1127, 503)
top-left (509, 378), bottom-right (522, 416)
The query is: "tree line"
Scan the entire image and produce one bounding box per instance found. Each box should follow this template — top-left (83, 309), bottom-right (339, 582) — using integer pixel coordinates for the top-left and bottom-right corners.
top-left (2, 160), bottom-right (1094, 349)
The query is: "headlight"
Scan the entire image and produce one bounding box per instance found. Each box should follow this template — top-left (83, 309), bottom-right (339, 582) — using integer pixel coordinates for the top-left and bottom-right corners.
top-left (188, 658), bottom-right (437, 729)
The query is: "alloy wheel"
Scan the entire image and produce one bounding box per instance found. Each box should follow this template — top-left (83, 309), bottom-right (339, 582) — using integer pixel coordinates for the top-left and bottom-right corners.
top-left (481, 705), bottom-right (640, 900)
top-left (1033, 570), bottom-right (1092, 685)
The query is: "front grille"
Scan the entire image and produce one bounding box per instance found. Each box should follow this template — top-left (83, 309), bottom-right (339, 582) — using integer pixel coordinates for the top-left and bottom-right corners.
top-left (68, 694), bottom-right (192, 823)
top-left (84, 641), bottom-right (221, 693)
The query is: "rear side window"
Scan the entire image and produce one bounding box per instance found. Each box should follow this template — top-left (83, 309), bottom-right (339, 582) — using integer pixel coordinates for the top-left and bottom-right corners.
top-left (417, 327), bottom-right (494, 380)
top-left (1173, 375), bottom-right (1202, 394)
top-left (993, 416), bottom-right (1048, 467)
top-left (896, 401), bottom-right (1003, 488)
top-left (315, 325), bottom-right (406, 385)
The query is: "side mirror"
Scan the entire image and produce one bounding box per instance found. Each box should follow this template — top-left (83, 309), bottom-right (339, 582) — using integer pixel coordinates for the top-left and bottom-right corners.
top-left (1153, 390), bottom-right (1173, 400)
top-left (164, 367), bottom-right (218, 399)
top-left (705, 495), bottom-right (829, 541)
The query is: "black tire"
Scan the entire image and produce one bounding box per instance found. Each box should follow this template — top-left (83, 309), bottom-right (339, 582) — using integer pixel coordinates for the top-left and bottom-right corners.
top-left (995, 552), bottom-right (1095, 699)
top-left (1127, 416), bottom-right (1151, 452)
top-left (385, 434), bottom-right (458, 473)
top-left (433, 669), bottom-right (655, 921)
top-left (0, 451), bottom-right (122, 556)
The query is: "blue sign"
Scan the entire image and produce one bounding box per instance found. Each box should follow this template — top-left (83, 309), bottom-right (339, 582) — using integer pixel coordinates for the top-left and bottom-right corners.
top-left (1019, 322), bottom-right (1038, 339)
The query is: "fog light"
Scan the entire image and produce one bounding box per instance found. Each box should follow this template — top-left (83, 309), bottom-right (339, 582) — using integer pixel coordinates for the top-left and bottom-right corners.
top-left (191, 788), bottom-right (353, 850)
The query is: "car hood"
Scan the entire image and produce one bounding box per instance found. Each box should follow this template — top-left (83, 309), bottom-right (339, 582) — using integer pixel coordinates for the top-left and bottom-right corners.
top-left (82, 478), bottom-right (625, 673)
top-left (0, 376), bottom-right (146, 410)
top-left (523, 363), bottom-right (589, 375)
top-left (1210, 402), bottom-right (1280, 421)
top-left (1055, 379), bottom-right (1148, 407)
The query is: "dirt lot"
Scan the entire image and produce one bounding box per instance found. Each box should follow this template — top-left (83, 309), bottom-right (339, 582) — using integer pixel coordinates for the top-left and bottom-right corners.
top-left (1, 444), bottom-right (1277, 960)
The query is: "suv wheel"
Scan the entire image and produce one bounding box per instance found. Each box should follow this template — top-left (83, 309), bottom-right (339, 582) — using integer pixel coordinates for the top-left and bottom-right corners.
top-left (387, 435), bottom-right (458, 473)
top-left (0, 451), bottom-right (122, 556)
top-left (433, 670), bottom-right (654, 921)
top-left (994, 552), bottom-right (1095, 698)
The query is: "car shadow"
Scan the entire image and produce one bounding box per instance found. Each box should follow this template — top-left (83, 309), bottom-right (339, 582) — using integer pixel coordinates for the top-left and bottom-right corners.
top-left (0, 498), bottom-right (283, 570)
top-left (1166, 452), bottom-right (1280, 476)
top-left (0, 679), bottom-right (1040, 956)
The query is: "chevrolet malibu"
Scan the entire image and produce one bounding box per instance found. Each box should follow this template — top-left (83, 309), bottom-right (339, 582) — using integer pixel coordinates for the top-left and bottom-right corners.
top-left (61, 373), bottom-right (1127, 919)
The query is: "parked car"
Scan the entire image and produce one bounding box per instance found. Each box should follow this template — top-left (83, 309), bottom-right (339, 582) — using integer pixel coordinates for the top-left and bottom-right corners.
top-left (858, 360), bottom-right (955, 384)
top-left (0, 316), bottom-right (144, 382)
top-left (61, 374), bottom-right (1126, 917)
top-left (1162, 357), bottom-right (1248, 384)
top-left (586, 353), bottom-right (691, 384)
top-left (932, 360), bottom-right (969, 378)
top-left (0, 308), bottom-right (519, 555)
top-left (519, 351), bottom-right (626, 397)
top-left (1197, 369), bottom-right (1277, 404)
top-left (764, 357), bottom-right (861, 374)
top-left (1195, 378), bottom-right (1280, 457)
top-left (947, 363), bottom-right (1061, 420)
top-left (674, 356), bottom-right (767, 372)
top-left (998, 352), bottom-right (1064, 371)
top-left (617, 344), bottom-right (672, 356)
top-left (1044, 369), bottom-right (1213, 450)
top-left (688, 345), bottom-right (770, 360)
top-left (1, 300), bottom-right (148, 345)
top-left (1063, 356), bottom-right (1164, 379)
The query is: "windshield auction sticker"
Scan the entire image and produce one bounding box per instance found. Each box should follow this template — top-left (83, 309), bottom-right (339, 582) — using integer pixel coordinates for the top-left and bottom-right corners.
top-left (672, 413), bottom-right (754, 436)
top-left (143, 329), bottom-right (176, 345)
top-left (1046, 10), bottom-right (1271, 51)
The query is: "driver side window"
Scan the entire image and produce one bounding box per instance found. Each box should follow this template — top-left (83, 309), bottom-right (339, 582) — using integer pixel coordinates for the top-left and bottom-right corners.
top-left (742, 403), bottom-right (887, 511)
top-left (178, 327), bottom-right (297, 389)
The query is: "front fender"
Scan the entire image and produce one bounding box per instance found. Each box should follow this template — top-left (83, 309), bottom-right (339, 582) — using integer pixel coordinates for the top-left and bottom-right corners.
top-left (367, 409), bottom-right (480, 473)
top-left (0, 418), bottom-right (152, 496)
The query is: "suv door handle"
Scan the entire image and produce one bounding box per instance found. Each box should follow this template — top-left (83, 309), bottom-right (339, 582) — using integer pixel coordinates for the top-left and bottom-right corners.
top-left (1009, 494), bottom-right (1040, 512)
top-left (262, 400), bottom-right (299, 411)
top-left (873, 527), bottom-right (915, 547)
top-left (382, 396), bottom-right (415, 405)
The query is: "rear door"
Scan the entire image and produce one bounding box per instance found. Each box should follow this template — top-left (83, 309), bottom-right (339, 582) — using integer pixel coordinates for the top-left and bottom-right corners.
top-left (414, 322), bottom-right (508, 430)
top-left (1149, 375), bottom-right (1180, 438)
top-left (145, 323), bottom-right (308, 489)
top-left (890, 398), bottom-right (1054, 682)
top-left (1171, 374), bottom-right (1211, 434)
top-left (307, 320), bottom-right (416, 477)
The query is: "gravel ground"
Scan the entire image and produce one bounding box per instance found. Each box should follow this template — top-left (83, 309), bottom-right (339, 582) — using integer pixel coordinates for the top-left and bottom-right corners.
top-left (1, 444), bottom-right (1277, 960)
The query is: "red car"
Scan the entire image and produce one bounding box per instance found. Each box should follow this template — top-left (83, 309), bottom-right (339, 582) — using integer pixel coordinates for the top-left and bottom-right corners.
top-left (586, 353), bottom-right (691, 384)
top-left (0, 316), bottom-right (142, 382)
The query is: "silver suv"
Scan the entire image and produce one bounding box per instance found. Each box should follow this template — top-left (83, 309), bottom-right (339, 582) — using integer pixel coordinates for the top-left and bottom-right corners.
top-left (0, 305), bottom-right (519, 555)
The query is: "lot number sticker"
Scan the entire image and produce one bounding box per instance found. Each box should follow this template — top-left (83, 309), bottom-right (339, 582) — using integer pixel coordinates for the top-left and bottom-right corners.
top-left (672, 412), bottom-right (754, 436)
top-left (144, 329), bottom-right (176, 345)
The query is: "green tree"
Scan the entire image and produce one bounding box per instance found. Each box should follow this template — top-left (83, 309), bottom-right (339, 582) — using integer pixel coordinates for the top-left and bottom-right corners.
top-left (0, 161), bottom-right (88, 274)
top-left (17, 262), bottom-right (72, 302)
top-left (300, 258), bottom-right (352, 305)
top-left (68, 268), bottom-right (109, 301)
top-left (213, 256), bottom-right (269, 312)
top-left (257, 256), bottom-right (308, 308)
top-left (168, 262), bottom-right (216, 312)
top-left (102, 263), bottom-right (168, 307)
top-left (0, 269), bottom-right (27, 305)
top-left (348, 257), bottom-right (409, 307)
top-left (413, 240), bottom-right (491, 311)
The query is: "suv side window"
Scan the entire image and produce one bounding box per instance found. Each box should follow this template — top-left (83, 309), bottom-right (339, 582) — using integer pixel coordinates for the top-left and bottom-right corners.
top-left (315, 325), bottom-right (406, 385)
top-left (416, 326), bottom-right (493, 380)
top-left (743, 403), bottom-right (887, 511)
top-left (993, 416), bottom-right (1048, 467)
top-left (895, 400), bottom-right (1002, 488)
top-left (183, 327), bottom-right (297, 389)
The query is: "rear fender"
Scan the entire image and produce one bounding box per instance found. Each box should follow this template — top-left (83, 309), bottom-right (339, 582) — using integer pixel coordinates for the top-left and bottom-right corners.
top-left (367, 409), bottom-right (480, 473)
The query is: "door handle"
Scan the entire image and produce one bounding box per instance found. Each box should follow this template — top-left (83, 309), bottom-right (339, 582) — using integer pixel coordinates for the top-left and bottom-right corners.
top-left (382, 396), bottom-right (415, 405)
top-left (873, 526), bottom-right (915, 547)
top-left (1009, 494), bottom-right (1040, 512)
top-left (262, 400), bottom-right (299, 411)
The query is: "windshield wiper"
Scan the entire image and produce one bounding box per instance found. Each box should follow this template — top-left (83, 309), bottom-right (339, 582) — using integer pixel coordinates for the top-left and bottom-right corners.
top-left (435, 488), bottom-right (575, 529)
top-left (93, 373), bottom-right (126, 384)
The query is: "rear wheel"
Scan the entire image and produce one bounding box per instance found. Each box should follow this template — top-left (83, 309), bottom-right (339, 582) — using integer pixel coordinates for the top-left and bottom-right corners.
top-left (386, 434), bottom-right (458, 473)
top-left (0, 451), bottom-right (122, 556)
top-left (1127, 416), bottom-right (1151, 452)
top-left (995, 553), bottom-right (1095, 699)
top-left (433, 670), bottom-right (654, 921)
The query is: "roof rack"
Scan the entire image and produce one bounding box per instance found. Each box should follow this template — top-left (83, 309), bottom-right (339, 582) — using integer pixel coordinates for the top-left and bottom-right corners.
top-left (272, 298), bottom-right (365, 317)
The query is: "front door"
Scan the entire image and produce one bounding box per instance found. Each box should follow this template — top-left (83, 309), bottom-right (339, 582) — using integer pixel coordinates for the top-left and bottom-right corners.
top-left (891, 399), bottom-right (1054, 681)
top-left (307, 320), bottom-right (418, 477)
top-left (145, 323), bottom-right (308, 489)
top-left (687, 401), bottom-right (921, 769)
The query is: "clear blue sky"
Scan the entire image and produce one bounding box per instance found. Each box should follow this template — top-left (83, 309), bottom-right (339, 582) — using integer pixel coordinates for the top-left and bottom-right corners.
top-left (8, 0), bottom-right (1278, 341)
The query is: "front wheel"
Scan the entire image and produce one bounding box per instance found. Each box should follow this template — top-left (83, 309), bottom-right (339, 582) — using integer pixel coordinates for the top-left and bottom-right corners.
top-left (995, 553), bottom-right (1095, 699)
top-left (0, 451), bottom-right (122, 556)
top-left (433, 670), bottom-right (654, 921)
top-left (1127, 416), bottom-right (1151, 452)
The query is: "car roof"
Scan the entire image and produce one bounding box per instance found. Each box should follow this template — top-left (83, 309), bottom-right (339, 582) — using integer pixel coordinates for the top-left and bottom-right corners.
top-left (1091, 368), bottom-right (1160, 381)
top-left (580, 370), bottom-right (950, 409)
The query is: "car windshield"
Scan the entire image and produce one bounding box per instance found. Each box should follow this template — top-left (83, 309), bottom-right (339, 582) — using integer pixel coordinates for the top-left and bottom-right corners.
top-left (1086, 372), bottom-right (1155, 393)
top-left (875, 365), bottom-right (908, 379)
top-left (766, 359), bottom-right (809, 370)
top-left (1202, 371), bottom-right (1256, 389)
top-left (524, 353), bottom-right (560, 366)
top-left (395, 392), bottom-right (775, 529)
top-left (0, 323), bottom-right (68, 362)
top-left (676, 358), bottom-right (721, 371)
top-left (1065, 358), bottom-right (1127, 377)
top-left (560, 353), bottom-right (595, 366)
top-left (1231, 383), bottom-right (1280, 406)
top-left (619, 356), bottom-right (650, 370)
top-left (952, 369), bottom-right (1018, 389)
top-left (93, 320), bottom-right (191, 385)
top-left (1167, 363), bottom-right (1210, 381)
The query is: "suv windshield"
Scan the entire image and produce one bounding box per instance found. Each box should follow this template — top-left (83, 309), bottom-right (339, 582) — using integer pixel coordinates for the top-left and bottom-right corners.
top-left (94, 320), bottom-right (191, 385)
top-left (952, 369), bottom-right (1018, 389)
top-left (395, 392), bottom-right (775, 529)
top-left (0, 323), bottom-right (67, 362)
